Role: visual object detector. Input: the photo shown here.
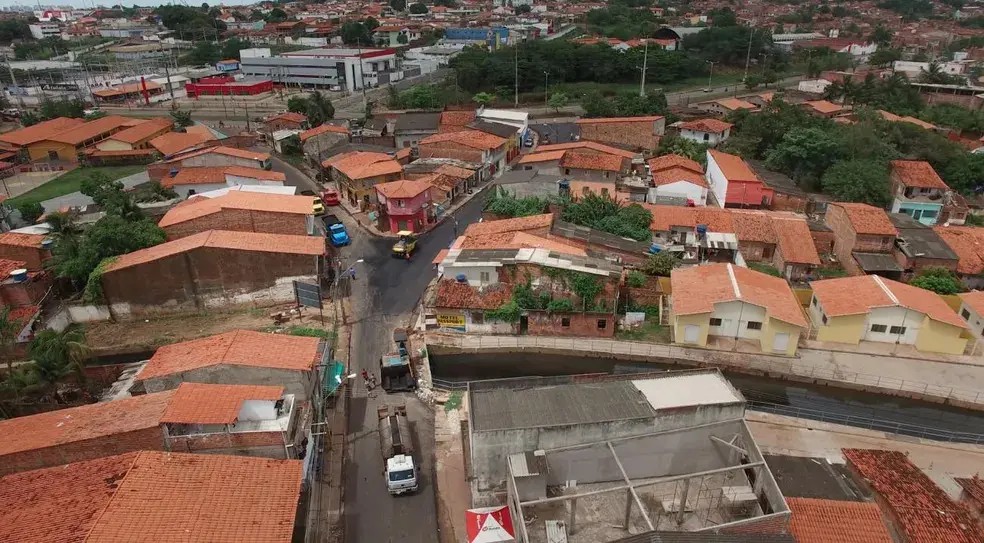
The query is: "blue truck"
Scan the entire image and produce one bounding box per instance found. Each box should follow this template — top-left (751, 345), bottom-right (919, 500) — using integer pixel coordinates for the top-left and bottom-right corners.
top-left (323, 214), bottom-right (350, 247)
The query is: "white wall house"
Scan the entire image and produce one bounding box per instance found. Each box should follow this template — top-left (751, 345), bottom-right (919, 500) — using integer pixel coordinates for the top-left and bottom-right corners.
top-left (677, 119), bottom-right (732, 146)
top-left (704, 150), bottom-right (729, 209)
top-left (808, 297), bottom-right (924, 345)
top-left (798, 79), bottom-right (832, 95)
top-left (704, 300), bottom-right (768, 342)
top-left (958, 291), bottom-right (984, 340)
top-left (649, 179), bottom-right (708, 206)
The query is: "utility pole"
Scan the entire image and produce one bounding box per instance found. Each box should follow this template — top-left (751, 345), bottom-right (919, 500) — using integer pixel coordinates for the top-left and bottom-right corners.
top-left (514, 41), bottom-right (518, 107)
top-left (163, 56), bottom-right (175, 106)
top-left (543, 70), bottom-right (548, 105)
top-left (639, 39), bottom-right (648, 97)
top-left (742, 27), bottom-right (755, 83)
top-left (706, 60), bottom-right (716, 91)
top-left (6, 61), bottom-right (25, 109)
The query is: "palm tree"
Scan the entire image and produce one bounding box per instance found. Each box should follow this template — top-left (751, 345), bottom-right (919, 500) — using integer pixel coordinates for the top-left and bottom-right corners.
top-left (0, 307), bottom-right (20, 376)
top-left (823, 80), bottom-right (845, 102)
top-left (28, 328), bottom-right (91, 385)
top-left (306, 91), bottom-right (335, 126)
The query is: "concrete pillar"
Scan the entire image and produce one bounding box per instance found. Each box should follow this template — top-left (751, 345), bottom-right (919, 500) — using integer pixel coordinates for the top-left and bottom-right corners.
top-left (569, 497), bottom-right (577, 535)
top-left (624, 489), bottom-right (634, 529)
top-left (677, 478), bottom-right (690, 525)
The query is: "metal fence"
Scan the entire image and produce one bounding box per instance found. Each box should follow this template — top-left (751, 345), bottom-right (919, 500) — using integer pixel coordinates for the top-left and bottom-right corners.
top-left (425, 334), bottom-right (984, 407)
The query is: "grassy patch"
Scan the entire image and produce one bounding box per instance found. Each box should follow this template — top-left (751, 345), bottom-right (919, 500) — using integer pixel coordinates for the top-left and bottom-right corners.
top-left (747, 261), bottom-right (783, 277)
top-left (616, 320), bottom-right (670, 343)
top-left (8, 165), bottom-right (146, 206)
top-left (444, 390), bottom-right (462, 412)
top-left (262, 325), bottom-right (337, 340)
top-left (815, 265), bottom-right (849, 279)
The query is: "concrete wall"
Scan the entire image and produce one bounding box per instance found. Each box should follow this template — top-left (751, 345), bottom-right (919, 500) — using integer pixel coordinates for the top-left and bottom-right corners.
top-left (862, 306), bottom-right (923, 345)
top-left (527, 311), bottom-right (615, 338)
top-left (761, 317), bottom-right (801, 356)
top-left (0, 244), bottom-right (49, 271)
top-left (137, 365), bottom-right (314, 400)
top-left (705, 153), bottom-right (728, 209)
top-left (518, 160), bottom-right (561, 175)
top-left (914, 315), bottom-right (968, 355)
top-left (418, 141), bottom-right (488, 164)
top-left (650, 181), bottom-right (707, 205)
top-left (442, 264), bottom-right (500, 287)
top-left (166, 430), bottom-right (289, 458)
top-left (825, 205), bottom-right (861, 275)
top-left (960, 302), bottom-right (984, 339)
top-left (0, 426), bottom-right (165, 476)
top-left (563, 167), bottom-right (618, 182)
top-left (680, 127), bottom-right (729, 146)
top-left (708, 300), bottom-right (767, 341)
top-left (28, 140), bottom-right (79, 162)
top-left (163, 209), bottom-right (310, 240)
top-left (674, 312), bottom-right (710, 346)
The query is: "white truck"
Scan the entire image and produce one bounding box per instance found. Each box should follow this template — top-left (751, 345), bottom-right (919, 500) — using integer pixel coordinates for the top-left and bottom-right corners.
top-left (378, 405), bottom-right (419, 495)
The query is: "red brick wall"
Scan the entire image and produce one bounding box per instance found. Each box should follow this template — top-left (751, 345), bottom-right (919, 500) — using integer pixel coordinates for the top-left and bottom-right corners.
top-left (0, 272), bottom-right (52, 307)
top-left (168, 430), bottom-right (286, 454)
top-left (770, 191), bottom-right (808, 213)
top-left (579, 121), bottom-right (660, 150)
top-left (0, 426), bottom-right (165, 476)
top-left (811, 230), bottom-right (835, 256)
top-left (825, 205), bottom-right (862, 276)
top-left (738, 241), bottom-right (775, 262)
top-left (854, 234), bottom-right (894, 253)
top-left (527, 311), bottom-right (616, 337)
top-left (163, 209), bottom-right (308, 240)
top-left (0, 244), bottom-right (47, 271)
top-left (418, 141), bottom-right (484, 163)
top-left (148, 162), bottom-right (172, 182)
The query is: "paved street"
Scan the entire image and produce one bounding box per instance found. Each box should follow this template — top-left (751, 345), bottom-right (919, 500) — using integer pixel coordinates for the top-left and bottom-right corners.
top-left (269, 151), bottom-right (487, 542)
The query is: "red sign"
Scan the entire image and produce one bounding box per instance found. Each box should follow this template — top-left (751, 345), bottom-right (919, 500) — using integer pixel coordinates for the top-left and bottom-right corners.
top-left (465, 505), bottom-right (515, 543)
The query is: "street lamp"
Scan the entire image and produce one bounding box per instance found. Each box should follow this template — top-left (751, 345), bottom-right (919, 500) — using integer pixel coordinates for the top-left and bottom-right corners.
top-left (705, 60), bottom-right (716, 91)
top-left (544, 71), bottom-right (549, 106)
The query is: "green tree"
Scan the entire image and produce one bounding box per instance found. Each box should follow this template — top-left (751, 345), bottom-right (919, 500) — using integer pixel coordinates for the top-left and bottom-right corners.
top-left (820, 159), bottom-right (891, 206)
top-left (409, 2), bottom-right (428, 13)
top-left (185, 40), bottom-right (220, 65)
top-left (473, 92), bottom-right (496, 106)
top-left (20, 111), bottom-right (41, 127)
top-left (389, 0), bottom-right (407, 11)
top-left (918, 61), bottom-right (961, 85)
top-left (657, 136), bottom-right (709, 165)
top-left (280, 135), bottom-right (303, 155)
top-left (306, 91), bottom-right (335, 125)
top-left (434, 0), bottom-right (457, 6)
top-left (642, 252), bottom-right (679, 276)
top-left (485, 190), bottom-right (549, 217)
top-left (340, 21), bottom-right (372, 45)
top-left (28, 328), bottom-right (90, 384)
top-left (561, 193), bottom-right (653, 242)
top-left (51, 215), bottom-right (166, 289)
top-left (17, 201), bottom-right (44, 224)
top-left (515, 4), bottom-right (532, 14)
top-left (764, 126), bottom-right (843, 184)
top-left (397, 32), bottom-right (409, 45)
top-left (870, 25), bottom-right (893, 46)
top-left (909, 267), bottom-right (964, 295)
top-left (400, 84), bottom-right (444, 109)
top-left (81, 173), bottom-right (143, 220)
top-left (548, 92), bottom-right (569, 113)
top-left (744, 74), bottom-right (763, 90)
top-left (265, 7), bottom-right (288, 22)
top-left (0, 307), bottom-right (21, 376)
top-left (220, 37), bottom-right (251, 60)
top-left (869, 48), bottom-right (902, 67)
top-left (170, 109), bottom-right (194, 127)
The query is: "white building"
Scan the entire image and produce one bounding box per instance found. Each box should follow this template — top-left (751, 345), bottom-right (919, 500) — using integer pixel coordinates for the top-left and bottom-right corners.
top-left (240, 47), bottom-right (399, 93)
top-left (893, 60), bottom-right (966, 78)
top-left (647, 154), bottom-right (708, 206)
top-left (28, 23), bottom-right (61, 40)
top-left (958, 291), bottom-right (984, 340)
top-left (798, 79), bottom-right (832, 95)
top-left (676, 118), bottom-right (732, 146)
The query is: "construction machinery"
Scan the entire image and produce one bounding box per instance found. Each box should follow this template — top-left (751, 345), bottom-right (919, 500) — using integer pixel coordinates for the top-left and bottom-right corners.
top-left (391, 231), bottom-right (417, 259)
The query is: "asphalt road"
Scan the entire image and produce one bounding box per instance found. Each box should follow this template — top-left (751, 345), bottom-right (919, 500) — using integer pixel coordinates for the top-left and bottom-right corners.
top-left (269, 152), bottom-right (488, 542)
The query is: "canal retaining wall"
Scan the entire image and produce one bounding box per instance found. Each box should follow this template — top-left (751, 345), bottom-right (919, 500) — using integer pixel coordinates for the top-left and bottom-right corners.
top-left (425, 333), bottom-right (984, 413)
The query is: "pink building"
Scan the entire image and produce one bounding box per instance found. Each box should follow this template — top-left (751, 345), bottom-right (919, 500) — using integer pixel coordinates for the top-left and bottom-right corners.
top-left (374, 179), bottom-right (434, 234)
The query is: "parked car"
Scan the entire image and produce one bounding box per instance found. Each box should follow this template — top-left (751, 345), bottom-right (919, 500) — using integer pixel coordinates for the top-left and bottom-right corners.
top-left (328, 223), bottom-right (350, 247)
top-left (321, 190), bottom-right (340, 206)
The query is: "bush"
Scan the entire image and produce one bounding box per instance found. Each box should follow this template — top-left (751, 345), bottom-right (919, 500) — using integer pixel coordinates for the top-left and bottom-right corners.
top-left (17, 201), bottom-right (44, 224)
top-left (642, 252), bottom-right (679, 276)
top-left (546, 298), bottom-right (575, 313)
top-left (626, 271), bottom-right (647, 288)
top-left (909, 267), bottom-right (964, 295)
top-left (747, 261), bottom-right (783, 277)
top-left (286, 327), bottom-right (335, 339)
top-left (485, 300), bottom-right (520, 322)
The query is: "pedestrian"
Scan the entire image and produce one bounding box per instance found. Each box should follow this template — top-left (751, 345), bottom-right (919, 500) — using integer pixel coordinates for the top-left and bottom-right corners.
top-left (361, 368), bottom-right (368, 385)
top-left (348, 266), bottom-right (356, 280)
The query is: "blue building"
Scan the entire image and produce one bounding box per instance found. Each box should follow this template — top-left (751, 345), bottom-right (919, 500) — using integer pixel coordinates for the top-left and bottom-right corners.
top-left (889, 160), bottom-right (950, 226)
top-left (443, 27), bottom-right (509, 49)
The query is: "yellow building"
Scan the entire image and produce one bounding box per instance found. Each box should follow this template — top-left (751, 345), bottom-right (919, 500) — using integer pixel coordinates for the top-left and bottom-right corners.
top-left (671, 263), bottom-right (807, 356)
top-left (26, 115), bottom-right (131, 162)
top-left (809, 275), bottom-right (969, 355)
top-left (322, 151), bottom-right (403, 211)
top-left (95, 117), bottom-right (174, 151)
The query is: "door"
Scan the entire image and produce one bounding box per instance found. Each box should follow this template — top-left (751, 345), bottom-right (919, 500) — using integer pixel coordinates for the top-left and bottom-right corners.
top-left (773, 333), bottom-right (790, 352)
top-left (47, 150), bottom-right (58, 160)
top-left (519, 315), bottom-right (528, 334)
top-left (684, 325), bottom-right (699, 343)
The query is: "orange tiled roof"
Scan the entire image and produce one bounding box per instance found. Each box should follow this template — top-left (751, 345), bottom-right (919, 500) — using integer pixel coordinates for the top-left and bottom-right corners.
top-left (439, 109), bottom-right (476, 132)
top-left (671, 263), bottom-right (807, 327)
top-left (516, 150), bottom-right (566, 164)
top-left (0, 232), bottom-right (44, 248)
top-left (0, 117), bottom-right (85, 146)
top-left (106, 117), bottom-right (173, 144)
top-left (375, 179), bottom-right (433, 199)
top-left (462, 213), bottom-right (553, 237)
top-left (161, 382), bottom-right (284, 424)
top-left (47, 115), bottom-right (131, 146)
top-left (958, 290), bottom-right (984, 317)
top-left (843, 448), bottom-right (984, 543)
top-left (708, 149), bottom-right (759, 182)
top-left (773, 216), bottom-right (821, 265)
top-left (223, 165), bottom-right (287, 181)
top-left (890, 160), bottom-right (949, 190)
top-left (810, 275), bottom-right (967, 328)
top-left (831, 203), bottom-right (898, 236)
top-left (459, 231), bottom-right (587, 256)
top-left (434, 164), bottom-right (475, 179)
top-left (265, 112), bottom-right (307, 124)
top-left (955, 476), bottom-right (984, 508)
top-left (158, 191), bottom-right (314, 228)
top-left (803, 100), bottom-right (845, 114)
top-left (559, 150), bottom-right (624, 172)
top-left (934, 226), bottom-right (984, 275)
top-left (713, 97), bottom-right (757, 110)
top-left (420, 129), bottom-right (506, 150)
top-left (575, 115), bottom-right (663, 124)
top-left (677, 118), bottom-right (733, 133)
top-left (645, 204), bottom-right (734, 233)
top-left (0, 258), bottom-right (27, 278)
top-left (167, 145), bottom-right (269, 163)
top-left (106, 230), bottom-right (323, 273)
top-left (323, 151), bottom-right (402, 180)
top-left (731, 210), bottom-right (777, 244)
top-left (163, 165), bottom-right (285, 188)
top-left (900, 116), bottom-right (937, 130)
top-left (435, 279), bottom-right (513, 310)
top-left (536, 141), bottom-right (636, 159)
top-left (135, 329), bottom-right (321, 381)
top-left (92, 80), bottom-right (162, 97)
top-left (149, 131), bottom-right (213, 156)
top-left (648, 154), bottom-right (704, 175)
top-left (786, 497), bottom-right (893, 543)
top-left (652, 166), bottom-right (707, 188)
top-left (0, 390), bottom-right (174, 457)
top-left (299, 123), bottom-right (349, 141)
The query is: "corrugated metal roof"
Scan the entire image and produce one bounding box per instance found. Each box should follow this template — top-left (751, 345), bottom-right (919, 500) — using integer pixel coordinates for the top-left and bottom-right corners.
top-left (609, 532), bottom-right (796, 543)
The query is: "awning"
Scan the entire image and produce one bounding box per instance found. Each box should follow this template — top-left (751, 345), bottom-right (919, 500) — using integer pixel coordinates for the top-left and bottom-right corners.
top-left (323, 361), bottom-right (346, 397)
top-left (852, 252), bottom-right (903, 273)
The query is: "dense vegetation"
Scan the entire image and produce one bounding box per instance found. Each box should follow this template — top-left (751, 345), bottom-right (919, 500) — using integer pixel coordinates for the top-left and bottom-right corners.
top-left (155, 5), bottom-right (227, 38)
top-left (585, 5), bottom-right (664, 40)
top-left (561, 193), bottom-right (654, 242)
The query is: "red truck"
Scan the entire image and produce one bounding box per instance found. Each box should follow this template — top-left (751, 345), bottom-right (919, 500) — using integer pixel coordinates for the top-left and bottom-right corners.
top-left (321, 190), bottom-right (340, 206)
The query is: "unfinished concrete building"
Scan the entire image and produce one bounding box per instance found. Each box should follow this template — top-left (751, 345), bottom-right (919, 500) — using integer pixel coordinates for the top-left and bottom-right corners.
top-left (466, 369), bottom-right (791, 542)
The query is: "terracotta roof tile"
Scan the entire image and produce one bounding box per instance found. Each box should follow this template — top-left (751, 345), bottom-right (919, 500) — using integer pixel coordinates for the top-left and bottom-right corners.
top-left (106, 117), bottom-right (173, 144)
top-left (647, 154), bottom-right (704, 175)
top-left (708, 149), bottom-right (759, 182)
top-left (149, 131), bottom-right (214, 156)
top-left (135, 329), bottom-right (320, 381)
top-left (810, 275), bottom-right (967, 328)
top-left (803, 100), bottom-right (845, 114)
top-left (158, 191), bottom-right (313, 228)
top-left (434, 164), bottom-right (475, 179)
top-left (222, 165), bottom-right (287, 181)
top-left (773, 216), bottom-right (821, 265)
top-left (375, 179), bottom-right (433, 199)
top-left (462, 214), bottom-right (553, 237)
top-left (0, 117), bottom-right (85, 146)
top-left (731, 211), bottom-right (777, 243)
top-left (167, 145), bottom-right (269, 163)
top-left (322, 151), bottom-right (402, 180)
top-left (677, 118), bottom-right (733, 133)
top-left (516, 150), bottom-right (566, 164)
top-left (161, 382), bottom-right (284, 424)
top-left (786, 497), bottom-right (893, 543)
top-left (955, 476), bottom-right (984, 507)
top-left (935, 226), bottom-right (984, 275)
top-left (652, 166), bottom-right (708, 188)
top-left (0, 232), bottom-right (44, 248)
top-left (712, 97), bottom-right (758, 110)
top-left (645, 204), bottom-right (734, 233)
top-left (536, 141), bottom-right (636, 159)
top-left (434, 280), bottom-right (513, 310)
top-left (671, 263), bottom-right (807, 327)
top-left (299, 123), bottom-right (349, 141)
top-left (957, 290), bottom-right (984, 317)
top-left (106, 230), bottom-right (324, 272)
top-left (163, 166), bottom-right (227, 187)
top-left (92, 81), bottom-right (161, 97)
top-left (0, 391), bottom-right (174, 457)
top-left (843, 448), bottom-right (984, 543)
top-left (439, 110), bottom-right (477, 132)
top-left (46, 116), bottom-right (131, 146)
top-left (87, 451), bottom-right (301, 542)
top-left (266, 112), bottom-right (307, 124)
top-left (419, 129), bottom-right (506, 150)
top-left (0, 258), bottom-right (27, 278)
top-left (0, 453), bottom-right (140, 543)
top-left (575, 115), bottom-right (663, 124)
top-left (831, 203), bottom-right (898, 236)
top-left (890, 160), bottom-right (949, 190)
top-left (559, 150), bottom-right (625, 172)
top-left (459, 231), bottom-right (586, 256)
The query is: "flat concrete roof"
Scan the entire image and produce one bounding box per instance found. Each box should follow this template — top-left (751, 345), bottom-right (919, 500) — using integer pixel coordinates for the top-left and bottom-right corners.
top-left (632, 373), bottom-right (742, 410)
top-left (470, 380), bottom-right (657, 432)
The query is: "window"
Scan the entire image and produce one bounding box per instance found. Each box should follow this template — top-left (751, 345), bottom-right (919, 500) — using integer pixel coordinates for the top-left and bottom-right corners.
top-left (597, 319), bottom-right (608, 329)
top-left (762, 246), bottom-right (773, 259)
top-left (472, 312), bottom-right (485, 325)
top-left (604, 172), bottom-right (611, 179)
top-left (47, 150), bottom-right (58, 160)
top-left (889, 325), bottom-right (906, 335)
top-left (709, 318), bottom-right (723, 327)
top-left (403, 140), bottom-right (411, 148)
top-left (746, 321), bottom-right (763, 331)
top-left (565, 168), bottom-right (571, 175)
top-left (479, 271), bottom-right (490, 284)
top-left (396, 199), bottom-right (405, 208)
top-left (923, 210), bottom-right (938, 219)
top-left (561, 317), bottom-right (571, 327)
top-left (811, 297), bottom-right (817, 307)
top-left (822, 314), bottom-right (828, 325)
top-left (962, 309), bottom-right (971, 319)
top-left (703, 133), bottom-right (710, 141)
top-left (870, 324), bottom-right (887, 333)
top-left (882, 237), bottom-right (891, 245)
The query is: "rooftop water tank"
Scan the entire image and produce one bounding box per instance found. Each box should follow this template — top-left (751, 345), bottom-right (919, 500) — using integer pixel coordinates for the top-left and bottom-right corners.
top-left (10, 269), bottom-right (27, 283)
